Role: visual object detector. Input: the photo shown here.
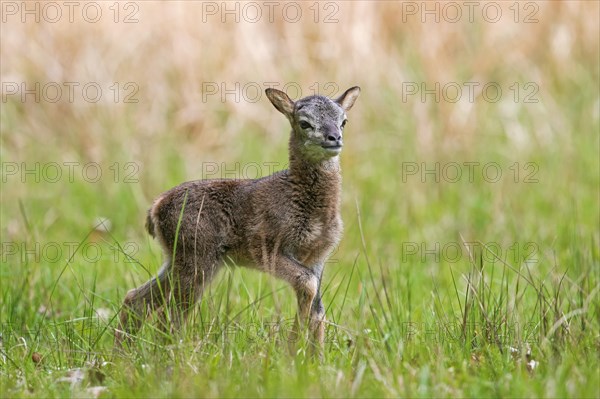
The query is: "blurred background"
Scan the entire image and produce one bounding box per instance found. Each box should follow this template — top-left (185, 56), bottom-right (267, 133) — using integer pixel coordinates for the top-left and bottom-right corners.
top-left (1, 1), bottom-right (598, 326)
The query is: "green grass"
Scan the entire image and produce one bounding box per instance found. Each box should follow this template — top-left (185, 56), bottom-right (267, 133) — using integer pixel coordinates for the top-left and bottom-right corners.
top-left (1, 2), bottom-right (599, 398)
top-left (1, 126), bottom-right (598, 398)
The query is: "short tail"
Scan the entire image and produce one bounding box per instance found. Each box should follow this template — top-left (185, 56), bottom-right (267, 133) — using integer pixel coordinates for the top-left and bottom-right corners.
top-left (145, 209), bottom-right (155, 238)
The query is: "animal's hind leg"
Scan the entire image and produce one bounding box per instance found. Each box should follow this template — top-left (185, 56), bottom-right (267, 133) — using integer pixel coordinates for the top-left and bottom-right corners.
top-left (160, 254), bottom-right (222, 333)
top-left (115, 260), bottom-right (171, 347)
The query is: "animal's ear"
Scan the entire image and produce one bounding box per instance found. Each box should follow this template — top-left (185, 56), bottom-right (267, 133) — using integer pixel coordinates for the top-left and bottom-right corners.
top-left (265, 88), bottom-right (294, 119)
top-left (335, 86), bottom-right (361, 111)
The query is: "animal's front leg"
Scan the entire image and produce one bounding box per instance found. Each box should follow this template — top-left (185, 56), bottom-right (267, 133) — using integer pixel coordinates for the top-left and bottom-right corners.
top-left (261, 254), bottom-right (319, 350)
top-left (270, 255), bottom-right (319, 321)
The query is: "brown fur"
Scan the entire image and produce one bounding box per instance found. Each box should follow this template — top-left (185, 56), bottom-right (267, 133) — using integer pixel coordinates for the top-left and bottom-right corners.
top-left (115, 86), bottom-right (360, 352)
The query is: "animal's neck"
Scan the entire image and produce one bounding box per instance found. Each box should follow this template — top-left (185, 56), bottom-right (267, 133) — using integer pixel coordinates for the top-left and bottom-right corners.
top-left (288, 139), bottom-right (342, 193)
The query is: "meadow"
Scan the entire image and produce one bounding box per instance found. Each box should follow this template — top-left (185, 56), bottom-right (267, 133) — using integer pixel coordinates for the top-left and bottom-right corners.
top-left (1, 1), bottom-right (599, 397)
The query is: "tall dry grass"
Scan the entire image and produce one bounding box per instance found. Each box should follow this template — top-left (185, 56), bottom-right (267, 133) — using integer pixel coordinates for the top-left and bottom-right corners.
top-left (2, 2), bottom-right (597, 158)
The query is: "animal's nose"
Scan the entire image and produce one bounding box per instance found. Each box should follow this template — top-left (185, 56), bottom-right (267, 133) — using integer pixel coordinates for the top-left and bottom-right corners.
top-left (327, 133), bottom-right (341, 142)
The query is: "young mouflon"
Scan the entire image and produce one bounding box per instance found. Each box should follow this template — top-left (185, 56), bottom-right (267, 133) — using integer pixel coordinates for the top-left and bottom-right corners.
top-left (115, 86), bottom-right (360, 350)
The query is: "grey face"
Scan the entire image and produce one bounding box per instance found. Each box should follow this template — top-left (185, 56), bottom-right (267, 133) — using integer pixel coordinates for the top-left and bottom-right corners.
top-left (293, 96), bottom-right (347, 159)
top-left (265, 86), bottom-right (360, 162)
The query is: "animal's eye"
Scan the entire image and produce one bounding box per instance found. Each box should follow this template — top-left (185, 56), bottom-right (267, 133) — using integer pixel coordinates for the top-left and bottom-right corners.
top-left (341, 120), bottom-right (347, 129)
top-left (299, 121), bottom-right (313, 130)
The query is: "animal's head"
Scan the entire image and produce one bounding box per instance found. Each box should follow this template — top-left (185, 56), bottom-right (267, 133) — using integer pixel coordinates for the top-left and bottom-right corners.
top-left (266, 86), bottom-right (360, 162)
